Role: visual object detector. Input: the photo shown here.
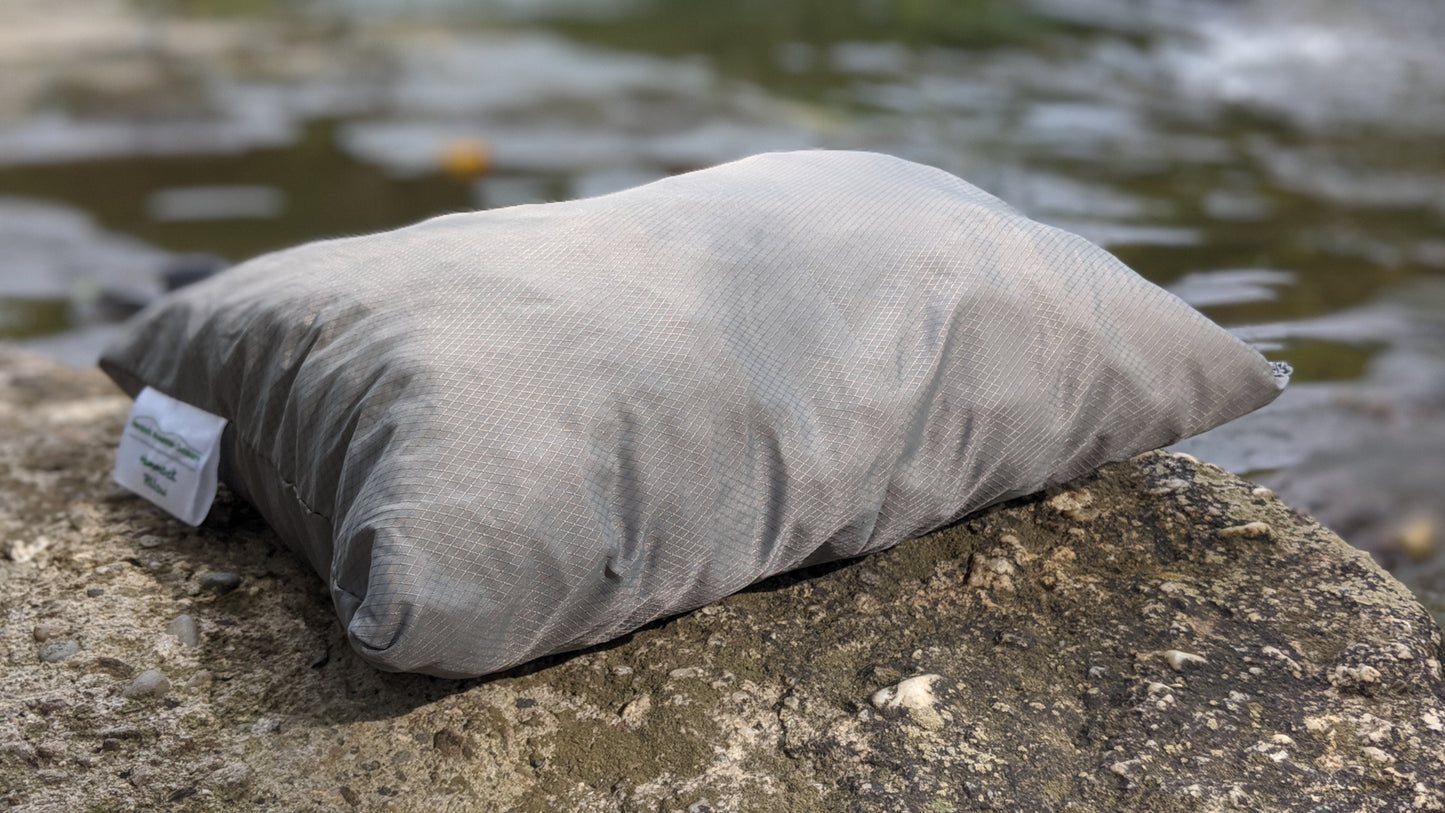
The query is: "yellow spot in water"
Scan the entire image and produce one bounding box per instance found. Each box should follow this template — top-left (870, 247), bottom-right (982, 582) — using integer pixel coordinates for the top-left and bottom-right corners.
top-left (1393, 512), bottom-right (1439, 563)
top-left (439, 138), bottom-right (491, 180)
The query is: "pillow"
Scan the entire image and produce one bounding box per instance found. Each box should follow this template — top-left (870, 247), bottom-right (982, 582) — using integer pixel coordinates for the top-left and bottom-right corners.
top-left (100, 150), bottom-right (1288, 677)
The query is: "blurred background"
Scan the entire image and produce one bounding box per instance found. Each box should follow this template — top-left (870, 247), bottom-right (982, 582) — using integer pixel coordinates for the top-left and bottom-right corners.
top-left (1, 0), bottom-right (1441, 624)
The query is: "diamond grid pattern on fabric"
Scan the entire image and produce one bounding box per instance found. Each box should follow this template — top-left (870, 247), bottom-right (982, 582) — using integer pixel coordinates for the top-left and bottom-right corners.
top-left (100, 150), bottom-right (1287, 677)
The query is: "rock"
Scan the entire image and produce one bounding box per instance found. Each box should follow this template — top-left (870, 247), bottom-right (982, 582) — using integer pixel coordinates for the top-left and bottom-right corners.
top-left (197, 572), bottom-right (242, 593)
top-left (166, 614), bottom-right (199, 648)
top-left (37, 639), bottom-right (79, 663)
top-left (121, 669), bottom-right (170, 700)
top-left (1, 346), bottom-right (1443, 812)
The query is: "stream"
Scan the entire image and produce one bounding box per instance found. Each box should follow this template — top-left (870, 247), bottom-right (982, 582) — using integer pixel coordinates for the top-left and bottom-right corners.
top-left (2, 0), bottom-right (1441, 623)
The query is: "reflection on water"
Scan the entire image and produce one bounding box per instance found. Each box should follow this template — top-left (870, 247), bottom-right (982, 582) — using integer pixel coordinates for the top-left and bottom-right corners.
top-left (0, 0), bottom-right (1442, 620)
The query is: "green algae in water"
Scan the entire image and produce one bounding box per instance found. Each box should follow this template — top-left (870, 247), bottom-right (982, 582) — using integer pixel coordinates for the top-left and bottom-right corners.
top-left (0, 298), bottom-right (70, 339)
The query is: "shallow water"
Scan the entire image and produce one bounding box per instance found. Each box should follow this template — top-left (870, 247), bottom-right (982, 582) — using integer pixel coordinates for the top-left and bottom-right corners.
top-left (1, 0), bottom-right (1441, 621)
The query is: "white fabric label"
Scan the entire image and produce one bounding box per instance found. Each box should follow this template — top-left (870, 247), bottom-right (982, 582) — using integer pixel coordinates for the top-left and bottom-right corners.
top-left (113, 387), bottom-right (228, 526)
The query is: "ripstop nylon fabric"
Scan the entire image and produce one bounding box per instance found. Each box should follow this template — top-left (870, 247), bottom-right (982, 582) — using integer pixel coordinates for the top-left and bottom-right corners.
top-left (100, 150), bottom-right (1288, 677)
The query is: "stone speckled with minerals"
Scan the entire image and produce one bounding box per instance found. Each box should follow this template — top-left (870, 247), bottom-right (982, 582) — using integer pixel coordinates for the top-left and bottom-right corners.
top-left (1, 346), bottom-right (1442, 812)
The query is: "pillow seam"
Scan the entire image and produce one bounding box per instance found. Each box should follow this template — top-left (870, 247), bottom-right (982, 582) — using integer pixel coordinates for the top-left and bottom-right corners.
top-left (229, 429), bottom-right (335, 524)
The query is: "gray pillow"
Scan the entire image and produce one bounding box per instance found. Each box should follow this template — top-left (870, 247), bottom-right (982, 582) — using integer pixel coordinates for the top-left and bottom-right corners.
top-left (100, 151), bottom-right (1288, 677)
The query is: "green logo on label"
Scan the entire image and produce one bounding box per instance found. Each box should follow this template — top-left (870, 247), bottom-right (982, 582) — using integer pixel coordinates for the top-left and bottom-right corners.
top-left (142, 472), bottom-right (169, 496)
top-left (130, 416), bottom-right (202, 462)
top-left (140, 453), bottom-right (178, 482)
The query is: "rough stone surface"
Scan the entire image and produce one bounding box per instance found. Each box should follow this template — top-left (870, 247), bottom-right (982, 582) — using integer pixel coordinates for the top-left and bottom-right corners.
top-left (1, 345), bottom-right (1443, 812)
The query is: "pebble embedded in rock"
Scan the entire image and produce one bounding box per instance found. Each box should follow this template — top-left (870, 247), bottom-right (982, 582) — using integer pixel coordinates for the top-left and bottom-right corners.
top-left (1330, 664), bottom-right (1383, 689)
top-left (620, 695), bottom-right (652, 728)
top-left (38, 639), bottom-right (79, 663)
top-left (1219, 522), bottom-right (1272, 540)
top-left (31, 622), bottom-right (62, 641)
top-left (198, 572), bottom-right (242, 593)
top-left (8, 535), bottom-right (52, 563)
top-left (122, 669), bottom-right (171, 700)
top-left (166, 614), bottom-right (199, 648)
top-left (871, 673), bottom-right (947, 730)
top-left (1164, 649), bottom-right (1207, 672)
top-left (1362, 746), bottom-right (1395, 764)
top-left (967, 555), bottom-right (1016, 591)
top-left (1049, 489), bottom-right (1100, 522)
top-left (1423, 711), bottom-right (1443, 733)
top-left (1147, 478), bottom-right (1190, 496)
